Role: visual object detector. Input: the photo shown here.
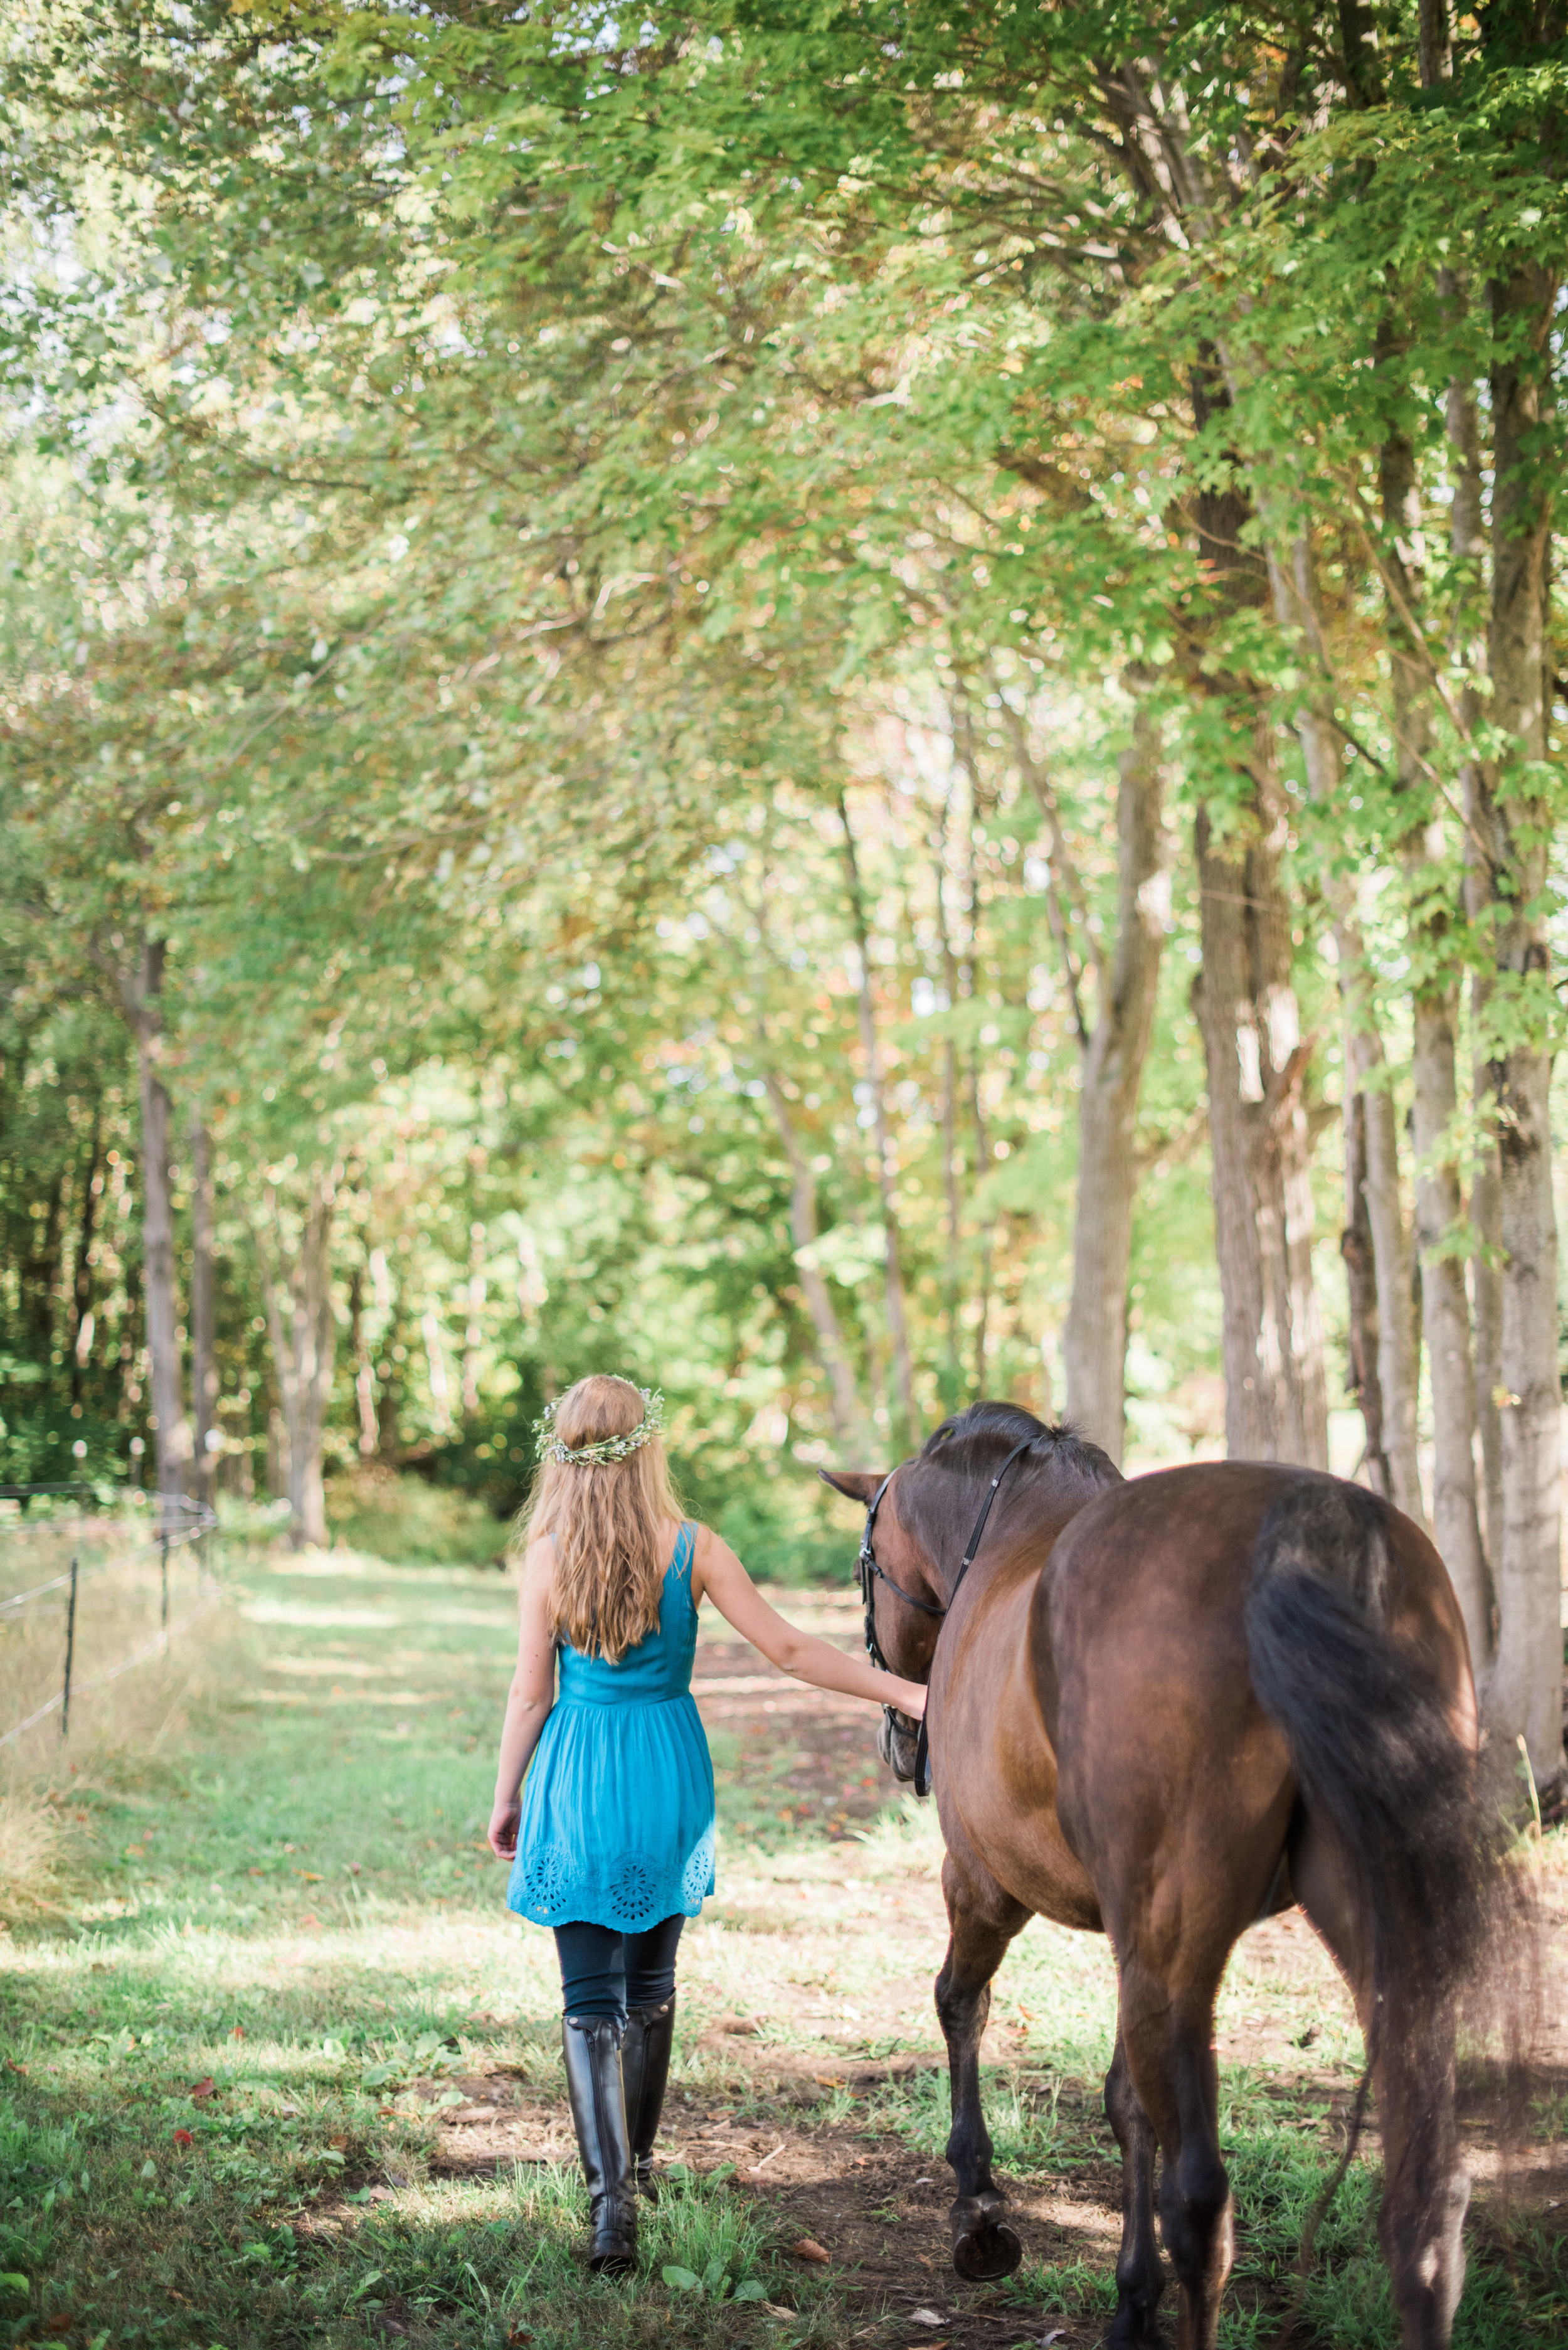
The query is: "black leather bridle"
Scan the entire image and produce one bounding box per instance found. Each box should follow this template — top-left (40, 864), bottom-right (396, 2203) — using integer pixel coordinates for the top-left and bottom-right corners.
top-left (857, 1435), bottom-right (1037, 1799)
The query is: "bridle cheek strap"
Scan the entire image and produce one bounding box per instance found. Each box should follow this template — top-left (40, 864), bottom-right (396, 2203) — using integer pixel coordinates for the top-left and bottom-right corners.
top-left (859, 1436), bottom-right (1037, 1800)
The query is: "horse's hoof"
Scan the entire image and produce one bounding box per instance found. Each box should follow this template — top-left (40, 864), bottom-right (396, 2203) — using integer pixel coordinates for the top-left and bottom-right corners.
top-left (951, 2221), bottom-right (1022, 2281)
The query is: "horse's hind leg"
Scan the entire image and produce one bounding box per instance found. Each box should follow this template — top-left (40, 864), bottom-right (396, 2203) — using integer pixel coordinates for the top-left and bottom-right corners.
top-left (935, 1854), bottom-right (1028, 2281)
top-left (1104, 2029), bottom-right (1163, 2348)
top-left (1118, 1954), bottom-right (1233, 2350)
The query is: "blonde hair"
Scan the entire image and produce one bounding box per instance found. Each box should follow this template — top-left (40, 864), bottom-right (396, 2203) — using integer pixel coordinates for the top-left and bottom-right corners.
top-left (522, 1374), bottom-right (684, 1662)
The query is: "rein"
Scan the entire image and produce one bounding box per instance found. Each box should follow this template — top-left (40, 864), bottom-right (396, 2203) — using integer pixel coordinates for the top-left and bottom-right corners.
top-left (857, 1435), bottom-right (1037, 1799)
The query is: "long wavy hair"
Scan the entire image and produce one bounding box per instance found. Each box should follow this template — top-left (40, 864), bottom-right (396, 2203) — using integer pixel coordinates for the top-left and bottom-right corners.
top-left (521, 1374), bottom-right (684, 1662)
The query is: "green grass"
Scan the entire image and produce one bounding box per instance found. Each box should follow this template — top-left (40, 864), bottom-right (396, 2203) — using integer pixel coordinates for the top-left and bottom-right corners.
top-left (0, 1538), bottom-right (1562, 2350)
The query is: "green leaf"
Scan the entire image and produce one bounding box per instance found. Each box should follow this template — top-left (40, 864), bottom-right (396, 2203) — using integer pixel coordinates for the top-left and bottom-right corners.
top-left (733, 2279), bottom-right (768, 2302)
top-left (0, 2276), bottom-right (29, 2299)
top-left (661, 2265), bottom-right (702, 2293)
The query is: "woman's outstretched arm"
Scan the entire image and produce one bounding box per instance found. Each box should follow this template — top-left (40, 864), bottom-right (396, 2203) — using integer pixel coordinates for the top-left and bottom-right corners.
top-left (487, 1537), bottom-right (558, 1859)
top-left (692, 1524), bottom-right (926, 1718)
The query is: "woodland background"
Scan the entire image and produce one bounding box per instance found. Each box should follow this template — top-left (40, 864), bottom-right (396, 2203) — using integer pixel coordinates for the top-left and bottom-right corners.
top-left (2, 2), bottom-right (1566, 1784)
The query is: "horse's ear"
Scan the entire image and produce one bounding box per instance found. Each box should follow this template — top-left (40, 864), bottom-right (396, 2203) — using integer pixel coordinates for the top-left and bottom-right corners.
top-left (817, 1468), bottom-right (887, 1504)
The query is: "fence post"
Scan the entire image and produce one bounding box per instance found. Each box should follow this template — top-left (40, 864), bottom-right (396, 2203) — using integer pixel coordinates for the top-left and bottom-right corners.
top-left (60, 1556), bottom-right (78, 1738)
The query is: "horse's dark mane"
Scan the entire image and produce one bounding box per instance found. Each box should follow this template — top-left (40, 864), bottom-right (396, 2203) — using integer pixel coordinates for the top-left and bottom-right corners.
top-left (923, 1400), bottom-right (1121, 1489)
top-left (901, 1400), bottom-right (1121, 1571)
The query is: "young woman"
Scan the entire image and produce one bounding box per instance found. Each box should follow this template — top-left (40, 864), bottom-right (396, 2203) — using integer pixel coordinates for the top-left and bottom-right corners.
top-left (487, 1372), bottom-right (924, 2274)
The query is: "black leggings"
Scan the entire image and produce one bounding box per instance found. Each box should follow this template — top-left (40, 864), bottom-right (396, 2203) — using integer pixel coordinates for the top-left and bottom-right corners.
top-left (554, 1914), bottom-right (685, 2030)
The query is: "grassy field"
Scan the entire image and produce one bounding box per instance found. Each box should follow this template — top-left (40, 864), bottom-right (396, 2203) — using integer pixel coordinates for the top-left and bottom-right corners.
top-left (0, 1533), bottom-right (1564, 2350)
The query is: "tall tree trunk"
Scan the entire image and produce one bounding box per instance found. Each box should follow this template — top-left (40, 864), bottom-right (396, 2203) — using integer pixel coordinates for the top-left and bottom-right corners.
top-left (1379, 404), bottom-right (1490, 1601)
top-left (1193, 743), bottom-right (1329, 1467)
top-left (1476, 255), bottom-right (1563, 1780)
top-left (1059, 698), bottom-right (1170, 1464)
top-left (760, 1061), bottom-right (877, 1463)
top-left (1340, 1086), bottom-right (1391, 1492)
top-left (839, 795), bottom-right (918, 1445)
top-left (929, 760), bottom-right (967, 1409)
top-left (1451, 370), bottom-right (1507, 1627)
top-left (349, 1261), bottom-right (379, 1458)
top-left (1183, 391), bottom-right (1327, 1468)
top-left (68, 1101), bottom-right (102, 1406)
top-left (189, 1112), bottom-right (217, 1508)
top-left (1274, 548), bottom-right (1421, 1507)
top-left (124, 941), bottom-right (194, 1500)
top-left (255, 1173), bottom-right (337, 1550)
top-left (422, 1307), bottom-right (453, 1435)
top-left (377, 1270), bottom-right (406, 1462)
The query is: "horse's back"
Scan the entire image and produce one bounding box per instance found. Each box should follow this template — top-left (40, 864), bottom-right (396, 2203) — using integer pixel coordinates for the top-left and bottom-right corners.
top-left (1033, 1460), bottom-right (1469, 1949)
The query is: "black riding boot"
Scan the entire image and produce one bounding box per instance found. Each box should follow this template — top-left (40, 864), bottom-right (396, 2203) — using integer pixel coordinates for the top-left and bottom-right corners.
top-left (620, 1994), bottom-right (677, 2201)
top-left (560, 2018), bottom-right (638, 2274)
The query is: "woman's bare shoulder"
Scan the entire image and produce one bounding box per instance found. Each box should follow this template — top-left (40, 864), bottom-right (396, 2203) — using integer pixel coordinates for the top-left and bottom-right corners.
top-left (516, 1533), bottom-right (554, 1595)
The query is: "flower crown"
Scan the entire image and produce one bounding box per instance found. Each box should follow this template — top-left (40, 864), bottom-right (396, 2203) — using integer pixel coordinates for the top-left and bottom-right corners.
top-left (534, 1385), bottom-right (664, 1466)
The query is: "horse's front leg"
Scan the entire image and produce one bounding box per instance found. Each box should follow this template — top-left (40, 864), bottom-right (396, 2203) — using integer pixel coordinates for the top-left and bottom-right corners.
top-left (935, 1853), bottom-right (1028, 2281)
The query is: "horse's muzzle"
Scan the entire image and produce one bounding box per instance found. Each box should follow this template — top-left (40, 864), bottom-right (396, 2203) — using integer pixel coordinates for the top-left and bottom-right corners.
top-left (878, 1704), bottom-right (923, 1783)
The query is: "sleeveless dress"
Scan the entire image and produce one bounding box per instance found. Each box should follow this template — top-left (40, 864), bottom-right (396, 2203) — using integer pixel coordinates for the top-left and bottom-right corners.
top-left (507, 1522), bottom-right (717, 1932)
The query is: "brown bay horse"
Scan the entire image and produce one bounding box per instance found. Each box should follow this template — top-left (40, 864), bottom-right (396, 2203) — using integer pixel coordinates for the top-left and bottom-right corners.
top-left (824, 1402), bottom-right (1496, 2350)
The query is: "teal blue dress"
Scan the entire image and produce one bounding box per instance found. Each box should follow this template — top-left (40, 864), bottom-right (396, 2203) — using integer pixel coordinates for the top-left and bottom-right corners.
top-left (507, 1522), bottom-right (716, 1931)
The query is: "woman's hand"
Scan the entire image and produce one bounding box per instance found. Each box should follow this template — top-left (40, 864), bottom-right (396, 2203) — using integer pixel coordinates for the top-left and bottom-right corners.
top-left (487, 1798), bottom-right (522, 1860)
top-left (692, 1524), bottom-right (935, 1718)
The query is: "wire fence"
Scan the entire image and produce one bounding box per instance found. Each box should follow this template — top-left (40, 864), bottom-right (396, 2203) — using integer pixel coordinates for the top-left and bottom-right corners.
top-left (0, 1488), bottom-right (221, 1750)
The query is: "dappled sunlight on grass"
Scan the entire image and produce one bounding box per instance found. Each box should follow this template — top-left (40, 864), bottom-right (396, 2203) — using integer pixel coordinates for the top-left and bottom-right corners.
top-left (1, 1547), bottom-right (1562, 2349)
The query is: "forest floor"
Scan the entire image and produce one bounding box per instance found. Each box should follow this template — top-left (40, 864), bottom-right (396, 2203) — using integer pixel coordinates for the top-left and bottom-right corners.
top-left (1, 1538), bottom-right (1565, 2350)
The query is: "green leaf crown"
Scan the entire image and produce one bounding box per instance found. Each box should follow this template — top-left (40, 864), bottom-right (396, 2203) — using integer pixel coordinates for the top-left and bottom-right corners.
top-left (534, 1385), bottom-right (664, 1467)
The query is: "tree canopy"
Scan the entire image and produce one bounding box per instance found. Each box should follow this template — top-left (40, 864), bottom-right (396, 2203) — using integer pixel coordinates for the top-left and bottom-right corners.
top-left (2, 0), bottom-right (1564, 1773)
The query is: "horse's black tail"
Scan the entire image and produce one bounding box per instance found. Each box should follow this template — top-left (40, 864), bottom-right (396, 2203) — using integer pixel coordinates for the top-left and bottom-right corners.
top-left (1244, 1479), bottom-right (1494, 2037)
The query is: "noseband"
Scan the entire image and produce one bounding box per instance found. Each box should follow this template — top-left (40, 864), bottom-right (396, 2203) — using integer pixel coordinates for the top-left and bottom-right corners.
top-left (857, 1435), bottom-right (1037, 1799)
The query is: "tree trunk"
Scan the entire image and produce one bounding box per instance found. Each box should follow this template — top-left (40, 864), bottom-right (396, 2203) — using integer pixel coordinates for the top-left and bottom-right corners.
top-left (1469, 1036), bottom-right (1507, 1567)
top-left (1273, 548), bottom-right (1420, 1507)
top-left (1380, 403), bottom-right (1487, 1585)
top-left (1061, 699), bottom-right (1170, 1464)
top-left (127, 941), bottom-right (194, 1500)
top-left (839, 795), bottom-right (918, 1446)
top-left (1340, 1085), bottom-right (1391, 1493)
top-left (348, 1261), bottom-right (379, 1458)
top-left (189, 1112), bottom-right (218, 1507)
top-left (1193, 747), bottom-right (1329, 1467)
top-left (1476, 255), bottom-right (1563, 1781)
top-left (931, 781), bottom-right (968, 1412)
top-left (256, 1173), bottom-right (337, 1550)
top-left (761, 1063), bottom-right (877, 1463)
top-left (68, 1102), bottom-right (102, 1406)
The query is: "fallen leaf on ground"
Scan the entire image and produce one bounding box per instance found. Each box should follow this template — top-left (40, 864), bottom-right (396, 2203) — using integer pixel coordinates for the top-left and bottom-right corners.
top-left (790, 2237), bottom-right (830, 2263)
top-left (327, 2136), bottom-right (349, 2152)
top-left (909, 2313), bottom-right (946, 2327)
top-left (188, 2077), bottom-right (215, 2103)
top-left (171, 2129), bottom-right (194, 2149)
